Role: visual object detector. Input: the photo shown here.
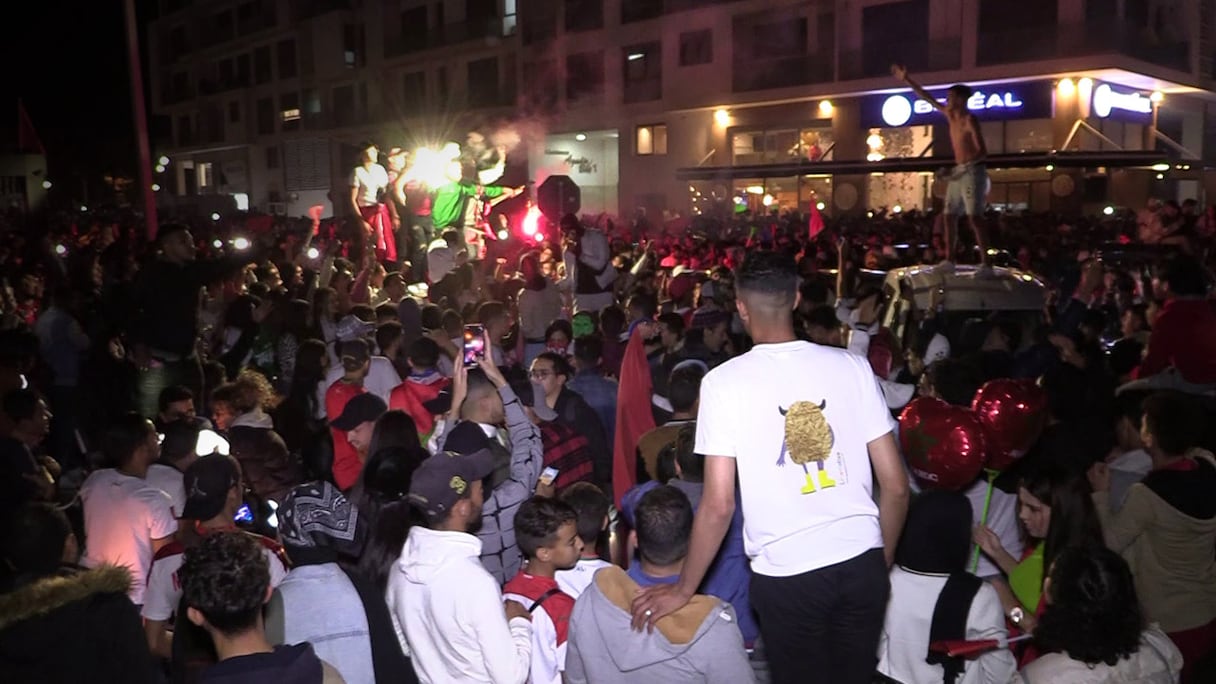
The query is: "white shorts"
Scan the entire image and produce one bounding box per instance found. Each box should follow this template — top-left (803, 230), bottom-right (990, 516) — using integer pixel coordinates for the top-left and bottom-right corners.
top-left (945, 163), bottom-right (987, 217)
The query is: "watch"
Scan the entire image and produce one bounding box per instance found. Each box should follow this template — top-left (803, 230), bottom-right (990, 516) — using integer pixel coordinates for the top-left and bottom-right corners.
top-left (1009, 606), bottom-right (1025, 627)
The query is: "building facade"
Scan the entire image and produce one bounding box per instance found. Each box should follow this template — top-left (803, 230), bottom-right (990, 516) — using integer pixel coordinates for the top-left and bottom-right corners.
top-left (149, 0), bottom-right (1216, 220)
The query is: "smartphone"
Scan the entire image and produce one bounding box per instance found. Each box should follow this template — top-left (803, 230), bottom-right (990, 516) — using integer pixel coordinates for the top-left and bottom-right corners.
top-left (234, 503), bottom-right (254, 524)
top-left (463, 324), bottom-right (486, 366)
top-left (539, 467), bottom-right (559, 487)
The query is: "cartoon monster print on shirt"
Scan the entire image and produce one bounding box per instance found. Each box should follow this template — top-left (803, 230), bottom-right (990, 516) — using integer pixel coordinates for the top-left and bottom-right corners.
top-left (777, 400), bottom-right (841, 494)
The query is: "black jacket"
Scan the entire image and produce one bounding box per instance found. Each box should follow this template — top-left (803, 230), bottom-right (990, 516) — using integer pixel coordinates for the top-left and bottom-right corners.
top-left (132, 257), bottom-right (250, 357)
top-left (0, 565), bottom-right (159, 683)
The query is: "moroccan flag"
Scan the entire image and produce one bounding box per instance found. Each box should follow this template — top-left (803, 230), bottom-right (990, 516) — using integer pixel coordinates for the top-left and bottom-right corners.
top-left (612, 327), bottom-right (656, 507)
top-left (808, 202), bottom-right (825, 240)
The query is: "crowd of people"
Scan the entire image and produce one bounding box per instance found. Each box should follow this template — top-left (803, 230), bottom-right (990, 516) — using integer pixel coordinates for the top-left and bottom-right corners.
top-left (0, 187), bottom-right (1214, 684)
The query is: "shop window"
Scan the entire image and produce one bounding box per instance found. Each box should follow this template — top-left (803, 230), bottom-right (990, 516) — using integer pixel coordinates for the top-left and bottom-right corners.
top-left (732, 126), bottom-right (836, 165)
top-left (1004, 119), bottom-right (1052, 153)
top-left (636, 124), bottom-right (667, 155)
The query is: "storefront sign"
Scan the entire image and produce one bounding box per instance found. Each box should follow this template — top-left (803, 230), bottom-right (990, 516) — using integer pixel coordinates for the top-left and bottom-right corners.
top-left (862, 82), bottom-right (1053, 128)
top-left (1091, 83), bottom-right (1153, 122)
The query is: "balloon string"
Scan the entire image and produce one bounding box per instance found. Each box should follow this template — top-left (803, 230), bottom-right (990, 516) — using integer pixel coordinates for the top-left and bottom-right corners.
top-left (971, 468), bottom-right (999, 574)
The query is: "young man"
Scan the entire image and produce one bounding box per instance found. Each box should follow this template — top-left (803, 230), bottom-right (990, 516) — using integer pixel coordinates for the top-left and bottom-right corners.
top-left (320, 324), bottom-right (402, 406)
top-left (387, 448), bottom-right (534, 684)
top-left (324, 338), bottom-right (372, 490)
top-left (511, 379), bottom-right (595, 491)
top-left (632, 251), bottom-right (909, 684)
top-left (555, 483), bottom-right (614, 599)
top-left (502, 497), bottom-right (584, 684)
top-left (80, 413), bottom-right (179, 607)
top-left (146, 417), bottom-right (208, 517)
top-left (565, 485), bottom-right (754, 683)
top-left (179, 531), bottom-right (341, 682)
top-left (389, 336), bottom-right (452, 442)
top-left (891, 64), bottom-right (991, 268)
top-left (530, 353), bottom-right (610, 490)
top-left (0, 388), bottom-right (56, 517)
top-left (636, 364), bottom-right (703, 482)
top-left (477, 300), bottom-right (513, 369)
top-left (155, 385), bottom-right (200, 432)
top-left (565, 334), bottom-right (618, 448)
top-left (330, 393), bottom-right (388, 466)
top-left (143, 455), bottom-right (289, 661)
top-left (350, 140), bottom-right (396, 264)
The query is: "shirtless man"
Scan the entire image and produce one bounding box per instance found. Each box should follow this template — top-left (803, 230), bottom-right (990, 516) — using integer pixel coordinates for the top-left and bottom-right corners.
top-left (891, 64), bottom-right (992, 269)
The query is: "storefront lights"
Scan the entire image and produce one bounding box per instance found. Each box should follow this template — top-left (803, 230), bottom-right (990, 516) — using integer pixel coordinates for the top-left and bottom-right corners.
top-left (714, 109), bottom-right (730, 126)
top-left (818, 100), bottom-right (833, 117)
top-left (1057, 78), bottom-right (1075, 96)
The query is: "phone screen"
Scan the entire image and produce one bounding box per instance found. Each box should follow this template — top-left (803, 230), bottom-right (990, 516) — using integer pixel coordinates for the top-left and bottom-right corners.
top-left (540, 467), bottom-right (559, 486)
top-left (234, 503), bottom-right (254, 524)
top-left (463, 324), bottom-right (486, 366)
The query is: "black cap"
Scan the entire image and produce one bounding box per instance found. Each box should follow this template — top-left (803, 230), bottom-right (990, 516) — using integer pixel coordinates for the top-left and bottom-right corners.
top-left (407, 449), bottom-right (497, 523)
top-left (330, 393), bottom-right (388, 431)
top-left (180, 455), bottom-right (240, 521)
top-left (442, 420), bottom-right (492, 456)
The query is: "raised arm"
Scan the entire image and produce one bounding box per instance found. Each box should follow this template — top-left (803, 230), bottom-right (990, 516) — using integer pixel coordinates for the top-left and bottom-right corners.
top-left (891, 64), bottom-right (946, 113)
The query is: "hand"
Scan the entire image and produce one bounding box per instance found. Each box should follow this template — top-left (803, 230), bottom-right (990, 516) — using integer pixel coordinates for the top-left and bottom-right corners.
top-left (1088, 461), bottom-right (1111, 493)
top-left (479, 333), bottom-right (507, 388)
top-left (630, 582), bottom-right (693, 632)
top-left (891, 63), bottom-right (908, 81)
top-left (972, 525), bottom-right (1004, 558)
top-left (534, 479), bottom-right (555, 498)
top-left (362, 220), bottom-right (374, 236)
top-left (504, 599), bottom-right (531, 622)
top-left (449, 354), bottom-right (469, 415)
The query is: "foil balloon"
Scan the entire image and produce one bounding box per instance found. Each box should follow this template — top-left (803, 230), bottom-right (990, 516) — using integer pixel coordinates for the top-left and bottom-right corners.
top-left (899, 397), bottom-right (989, 491)
top-left (971, 378), bottom-right (1048, 471)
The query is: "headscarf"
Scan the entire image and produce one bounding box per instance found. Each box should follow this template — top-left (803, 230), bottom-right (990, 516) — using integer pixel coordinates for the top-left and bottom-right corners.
top-left (279, 481), bottom-right (364, 566)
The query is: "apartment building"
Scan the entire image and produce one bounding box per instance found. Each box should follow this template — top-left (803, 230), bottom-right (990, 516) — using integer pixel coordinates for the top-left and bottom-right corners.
top-left (149, 0), bottom-right (1216, 219)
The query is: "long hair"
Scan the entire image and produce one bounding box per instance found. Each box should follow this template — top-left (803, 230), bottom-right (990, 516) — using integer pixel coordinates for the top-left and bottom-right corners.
top-left (366, 410), bottom-right (421, 458)
top-left (350, 445), bottom-right (428, 591)
top-left (1034, 545), bottom-right (1144, 666)
top-left (1021, 466), bottom-right (1103, 574)
top-left (518, 252), bottom-right (546, 291)
top-left (211, 369), bottom-right (279, 414)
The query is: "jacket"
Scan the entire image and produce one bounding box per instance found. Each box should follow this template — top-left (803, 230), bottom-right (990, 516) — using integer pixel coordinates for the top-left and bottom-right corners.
top-left (386, 527), bottom-right (532, 684)
top-left (228, 409), bottom-right (302, 504)
top-left (202, 643), bottom-right (345, 684)
top-left (1013, 625), bottom-right (1182, 684)
top-left (0, 565), bottom-right (159, 683)
top-left (132, 256), bottom-right (250, 356)
top-left (1094, 450), bottom-right (1216, 632)
top-left (565, 566), bottom-right (755, 684)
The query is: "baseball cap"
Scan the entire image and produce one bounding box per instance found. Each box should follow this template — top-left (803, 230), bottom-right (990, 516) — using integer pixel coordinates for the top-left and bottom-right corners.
top-left (407, 449), bottom-right (497, 523)
top-left (339, 338), bottom-right (372, 372)
top-left (330, 393), bottom-right (388, 431)
top-left (336, 314), bottom-right (375, 343)
top-left (181, 455), bottom-right (241, 521)
top-left (509, 380), bottom-right (559, 422)
top-left (442, 420), bottom-right (492, 456)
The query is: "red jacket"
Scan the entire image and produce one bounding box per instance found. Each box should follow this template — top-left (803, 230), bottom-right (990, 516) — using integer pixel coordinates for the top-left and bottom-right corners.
top-left (389, 373), bottom-right (450, 440)
top-left (325, 379), bottom-right (364, 490)
top-left (1137, 298), bottom-right (1216, 384)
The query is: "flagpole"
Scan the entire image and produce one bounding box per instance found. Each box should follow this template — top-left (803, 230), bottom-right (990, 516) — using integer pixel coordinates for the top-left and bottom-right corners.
top-left (123, 0), bottom-right (159, 240)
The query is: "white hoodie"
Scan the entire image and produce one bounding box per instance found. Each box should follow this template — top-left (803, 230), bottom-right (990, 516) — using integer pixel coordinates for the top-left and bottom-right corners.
top-left (387, 526), bottom-right (532, 684)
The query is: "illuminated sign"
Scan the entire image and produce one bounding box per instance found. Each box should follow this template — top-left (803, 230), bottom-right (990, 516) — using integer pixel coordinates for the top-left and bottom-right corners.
top-left (1092, 83), bottom-right (1152, 121)
top-left (861, 82), bottom-right (1053, 128)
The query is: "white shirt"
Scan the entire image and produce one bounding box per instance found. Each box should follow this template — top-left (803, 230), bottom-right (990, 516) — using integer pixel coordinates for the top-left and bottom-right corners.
top-left (317, 356), bottom-right (402, 418)
top-left (555, 558), bottom-right (613, 600)
top-left (428, 239), bottom-right (457, 282)
top-left (695, 340), bottom-right (893, 577)
top-left (142, 535), bottom-right (287, 622)
top-left (145, 463), bottom-right (186, 519)
top-left (877, 567), bottom-right (1016, 684)
top-left (80, 469), bottom-right (178, 605)
top-left (350, 164), bottom-right (389, 207)
top-left (964, 479), bottom-right (1023, 579)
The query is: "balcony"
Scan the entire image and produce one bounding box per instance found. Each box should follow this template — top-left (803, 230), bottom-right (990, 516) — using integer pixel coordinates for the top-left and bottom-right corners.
top-left (977, 21), bottom-right (1190, 72)
top-left (384, 19), bottom-right (506, 58)
top-left (733, 53), bottom-right (834, 93)
top-left (838, 38), bottom-right (961, 81)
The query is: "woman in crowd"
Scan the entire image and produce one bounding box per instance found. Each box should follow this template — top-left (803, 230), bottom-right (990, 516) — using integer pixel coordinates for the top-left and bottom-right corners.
top-left (1015, 546), bottom-right (1182, 683)
top-left (211, 369), bottom-right (301, 504)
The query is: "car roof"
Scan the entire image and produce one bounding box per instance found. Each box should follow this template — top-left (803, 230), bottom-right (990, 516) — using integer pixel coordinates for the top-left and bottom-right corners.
top-left (884, 265), bottom-right (1047, 312)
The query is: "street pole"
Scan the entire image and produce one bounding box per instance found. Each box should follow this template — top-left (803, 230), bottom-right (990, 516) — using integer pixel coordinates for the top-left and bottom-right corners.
top-left (123, 0), bottom-right (159, 240)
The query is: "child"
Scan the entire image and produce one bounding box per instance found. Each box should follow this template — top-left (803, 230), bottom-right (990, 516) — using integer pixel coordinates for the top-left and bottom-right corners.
top-left (555, 483), bottom-right (614, 599)
top-left (503, 497), bottom-right (584, 684)
top-left (388, 336), bottom-right (451, 443)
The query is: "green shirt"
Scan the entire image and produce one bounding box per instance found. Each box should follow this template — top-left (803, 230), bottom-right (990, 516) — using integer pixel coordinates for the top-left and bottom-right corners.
top-left (1009, 542), bottom-right (1045, 611)
top-left (431, 182), bottom-right (505, 229)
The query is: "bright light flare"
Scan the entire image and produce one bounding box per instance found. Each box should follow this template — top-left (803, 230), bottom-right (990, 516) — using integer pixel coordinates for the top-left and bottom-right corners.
top-left (816, 201), bottom-right (825, 210)
top-left (714, 109), bottom-right (730, 126)
top-left (1103, 205), bottom-right (1115, 216)
top-left (232, 236), bottom-right (251, 250)
top-left (1058, 78), bottom-right (1075, 96)
top-left (575, 133), bottom-right (587, 142)
top-left (152, 183), bottom-right (161, 192)
top-left (306, 246), bottom-right (320, 259)
top-left (405, 147), bottom-right (456, 188)
top-left (522, 205), bottom-right (541, 237)
top-left (497, 229), bottom-right (509, 240)
top-left (54, 244), bottom-right (67, 256)
top-left (1150, 91), bottom-right (1163, 103)
top-left (155, 164), bottom-right (166, 174)
top-left (762, 194), bottom-right (774, 207)
top-left (41, 180), bottom-right (52, 190)
top-left (818, 100), bottom-right (833, 117)
top-left (210, 212), bottom-right (221, 221)
top-left (212, 239), bottom-right (223, 248)
top-left (158, 155), bottom-right (170, 166)
top-left (892, 204), bottom-right (903, 214)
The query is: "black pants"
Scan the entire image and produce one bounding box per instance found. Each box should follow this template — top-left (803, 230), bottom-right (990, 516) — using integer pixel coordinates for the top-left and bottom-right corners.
top-left (750, 547), bottom-right (889, 684)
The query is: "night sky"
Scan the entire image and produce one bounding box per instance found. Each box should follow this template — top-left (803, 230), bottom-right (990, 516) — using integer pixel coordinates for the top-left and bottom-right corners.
top-left (7, 1), bottom-right (155, 188)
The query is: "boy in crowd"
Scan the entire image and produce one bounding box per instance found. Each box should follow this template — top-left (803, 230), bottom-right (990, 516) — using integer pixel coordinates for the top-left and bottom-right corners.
top-left (389, 336), bottom-right (451, 443)
top-left (503, 497), bottom-right (584, 684)
top-left (555, 483), bottom-right (614, 599)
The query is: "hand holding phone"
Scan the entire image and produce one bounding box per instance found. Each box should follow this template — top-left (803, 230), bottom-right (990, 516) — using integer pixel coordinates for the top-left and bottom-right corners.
top-left (539, 467), bottom-right (559, 487)
top-left (462, 324), bottom-right (486, 366)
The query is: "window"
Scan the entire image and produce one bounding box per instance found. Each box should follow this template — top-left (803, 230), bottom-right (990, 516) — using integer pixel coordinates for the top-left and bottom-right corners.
top-left (219, 58), bottom-right (236, 87)
top-left (623, 43), bottom-right (661, 103)
top-left (256, 97), bottom-right (274, 135)
top-left (679, 29), bottom-right (712, 66)
top-left (862, 0), bottom-right (929, 77)
top-left (636, 124), bottom-right (667, 155)
top-left (402, 71), bottom-right (426, 115)
top-left (254, 46), bottom-right (272, 84)
top-left (235, 54), bottom-right (251, 86)
top-left (753, 18), bottom-right (807, 59)
top-left (333, 85), bottom-right (355, 126)
top-left (566, 51), bottom-right (604, 102)
top-left (228, 101), bottom-right (240, 123)
top-left (265, 145), bottom-right (279, 169)
top-left (280, 92), bottom-right (300, 131)
top-left (277, 39), bottom-right (297, 78)
top-left (503, 0), bottom-right (517, 35)
top-left (566, 0), bottom-right (603, 32)
top-left (621, 0), bottom-right (661, 24)
top-left (302, 88), bottom-right (322, 128)
top-left (468, 57), bottom-right (501, 107)
top-left (343, 24), bottom-right (365, 68)
top-left (197, 162), bottom-right (213, 190)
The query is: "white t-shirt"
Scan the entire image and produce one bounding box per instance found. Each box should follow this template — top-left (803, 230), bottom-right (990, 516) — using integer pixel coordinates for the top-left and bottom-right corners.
top-left (80, 468), bottom-right (178, 605)
top-left (142, 534), bottom-right (288, 622)
top-left (145, 463), bottom-right (186, 519)
top-left (555, 557), bottom-right (614, 600)
top-left (695, 340), bottom-right (894, 577)
top-left (317, 357), bottom-right (402, 417)
top-left (350, 164), bottom-right (389, 207)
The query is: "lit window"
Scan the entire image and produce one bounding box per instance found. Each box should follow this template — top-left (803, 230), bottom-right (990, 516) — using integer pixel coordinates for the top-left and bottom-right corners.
top-left (281, 108), bottom-right (301, 122)
top-left (198, 162), bottom-right (213, 189)
top-left (636, 124), bottom-right (667, 156)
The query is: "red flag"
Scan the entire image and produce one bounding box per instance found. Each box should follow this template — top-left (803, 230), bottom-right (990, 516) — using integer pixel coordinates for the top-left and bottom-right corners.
top-left (612, 327), bottom-right (656, 506)
top-left (16, 99), bottom-right (44, 155)
top-left (808, 202), bottom-right (825, 240)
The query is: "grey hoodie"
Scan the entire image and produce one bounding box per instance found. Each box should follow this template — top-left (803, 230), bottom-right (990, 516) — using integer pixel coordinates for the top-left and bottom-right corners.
top-left (564, 566), bottom-right (755, 684)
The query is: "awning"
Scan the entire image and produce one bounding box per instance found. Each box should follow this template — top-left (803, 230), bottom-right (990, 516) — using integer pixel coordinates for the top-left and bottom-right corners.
top-left (676, 151), bottom-right (1169, 181)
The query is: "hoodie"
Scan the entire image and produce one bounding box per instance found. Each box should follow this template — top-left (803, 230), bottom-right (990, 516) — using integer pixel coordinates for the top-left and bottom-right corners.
top-left (387, 526), bottom-right (532, 684)
top-left (202, 643), bottom-right (344, 684)
top-left (565, 566), bottom-right (755, 684)
top-left (0, 565), bottom-right (159, 683)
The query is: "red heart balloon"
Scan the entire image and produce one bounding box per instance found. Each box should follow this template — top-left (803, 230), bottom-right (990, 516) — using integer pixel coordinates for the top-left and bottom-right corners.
top-left (899, 397), bottom-right (989, 491)
top-left (971, 379), bottom-right (1049, 471)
